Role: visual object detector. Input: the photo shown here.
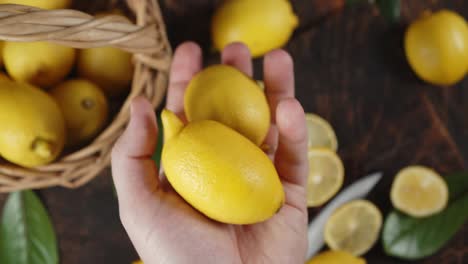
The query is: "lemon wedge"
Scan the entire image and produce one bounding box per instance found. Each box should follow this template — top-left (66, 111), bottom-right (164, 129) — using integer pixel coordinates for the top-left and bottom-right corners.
top-left (307, 149), bottom-right (344, 207)
top-left (324, 200), bottom-right (382, 256)
top-left (390, 165), bottom-right (448, 218)
top-left (306, 113), bottom-right (338, 151)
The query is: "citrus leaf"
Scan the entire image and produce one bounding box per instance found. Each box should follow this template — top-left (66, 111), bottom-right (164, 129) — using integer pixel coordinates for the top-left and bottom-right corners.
top-left (0, 191), bottom-right (58, 264)
top-left (382, 173), bottom-right (468, 260)
top-left (376, 0), bottom-right (401, 23)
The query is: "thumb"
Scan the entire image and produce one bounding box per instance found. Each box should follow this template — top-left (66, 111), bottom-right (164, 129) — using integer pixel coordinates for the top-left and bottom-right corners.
top-left (111, 96), bottom-right (160, 211)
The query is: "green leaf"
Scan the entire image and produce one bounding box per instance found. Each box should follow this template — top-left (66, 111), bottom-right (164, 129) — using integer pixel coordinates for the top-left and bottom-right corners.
top-left (383, 173), bottom-right (468, 260)
top-left (152, 112), bottom-right (163, 168)
top-left (376, 0), bottom-right (401, 23)
top-left (0, 191), bottom-right (59, 264)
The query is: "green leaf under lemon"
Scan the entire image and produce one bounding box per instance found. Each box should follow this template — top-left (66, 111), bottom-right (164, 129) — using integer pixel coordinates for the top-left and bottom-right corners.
top-left (0, 190), bottom-right (59, 264)
top-left (382, 172), bottom-right (468, 260)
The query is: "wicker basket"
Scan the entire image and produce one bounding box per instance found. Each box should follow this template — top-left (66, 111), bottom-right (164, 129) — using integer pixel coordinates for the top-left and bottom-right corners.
top-left (0, 0), bottom-right (172, 193)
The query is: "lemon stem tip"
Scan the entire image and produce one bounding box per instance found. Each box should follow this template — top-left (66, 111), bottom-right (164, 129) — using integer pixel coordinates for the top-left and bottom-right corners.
top-left (32, 139), bottom-right (53, 159)
top-left (161, 109), bottom-right (184, 141)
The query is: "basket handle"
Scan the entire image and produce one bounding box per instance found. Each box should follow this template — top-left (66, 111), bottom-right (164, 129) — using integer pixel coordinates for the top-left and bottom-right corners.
top-left (0, 3), bottom-right (171, 71)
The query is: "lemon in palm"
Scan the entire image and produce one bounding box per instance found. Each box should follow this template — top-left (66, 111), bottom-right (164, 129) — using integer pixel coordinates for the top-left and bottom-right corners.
top-left (390, 166), bottom-right (448, 218)
top-left (405, 10), bottom-right (468, 86)
top-left (77, 47), bottom-right (133, 96)
top-left (306, 250), bottom-right (366, 264)
top-left (212, 0), bottom-right (298, 58)
top-left (185, 65), bottom-right (270, 146)
top-left (3, 41), bottom-right (75, 87)
top-left (324, 200), bottom-right (382, 256)
top-left (51, 79), bottom-right (108, 147)
top-left (0, 79), bottom-right (65, 167)
top-left (306, 113), bottom-right (338, 151)
top-left (161, 109), bottom-right (284, 224)
top-left (0, 0), bottom-right (71, 9)
top-left (307, 149), bottom-right (344, 207)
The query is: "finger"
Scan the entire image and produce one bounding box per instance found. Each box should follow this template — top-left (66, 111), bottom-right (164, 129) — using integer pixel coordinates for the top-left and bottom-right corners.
top-left (111, 97), bottom-right (160, 210)
top-left (221, 42), bottom-right (253, 76)
top-left (274, 98), bottom-right (308, 187)
top-left (264, 49), bottom-right (295, 121)
top-left (166, 41), bottom-right (202, 119)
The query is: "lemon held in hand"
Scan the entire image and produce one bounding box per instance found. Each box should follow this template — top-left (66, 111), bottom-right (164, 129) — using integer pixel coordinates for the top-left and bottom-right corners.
top-left (161, 109), bottom-right (284, 224)
top-left (185, 65), bottom-right (270, 146)
top-left (212, 0), bottom-right (298, 58)
top-left (0, 0), bottom-right (71, 9)
top-left (0, 79), bottom-right (65, 167)
top-left (51, 79), bottom-right (109, 147)
top-left (405, 10), bottom-right (468, 86)
top-left (3, 41), bottom-right (75, 87)
top-left (78, 47), bottom-right (133, 96)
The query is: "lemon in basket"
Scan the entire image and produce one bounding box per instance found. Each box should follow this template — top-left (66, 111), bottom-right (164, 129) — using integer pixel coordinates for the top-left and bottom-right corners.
top-left (324, 200), bottom-right (382, 256)
top-left (0, 0), bottom-right (71, 9)
top-left (3, 41), bottom-right (75, 87)
top-left (212, 0), bottom-right (298, 57)
top-left (51, 79), bottom-right (108, 147)
top-left (78, 47), bottom-right (133, 97)
top-left (390, 165), bottom-right (448, 218)
top-left (184, 65), bottom-right (270, 146)
top-left (307, 149), bottom-right (344, 207)
top-left (0, 79), bottom-right (65, 167)
top-left (161, 109), bottom-right (284, 224)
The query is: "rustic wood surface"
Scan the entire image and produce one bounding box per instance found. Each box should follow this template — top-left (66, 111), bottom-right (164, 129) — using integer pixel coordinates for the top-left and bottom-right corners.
top-left (1, 0), bottom-right (468, 263)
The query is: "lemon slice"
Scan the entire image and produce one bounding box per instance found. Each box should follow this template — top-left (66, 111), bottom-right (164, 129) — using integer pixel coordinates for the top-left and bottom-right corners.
top-left (390, 165), bottom-right (448, 218)
top-left (324, 200), bottom-right (382, 256)
top-left (307, 250), bottom-right (366, 264)
top-left (307, 149), bottom-right (344, 207)
top-left (306, 113), bottom-right (338, 151)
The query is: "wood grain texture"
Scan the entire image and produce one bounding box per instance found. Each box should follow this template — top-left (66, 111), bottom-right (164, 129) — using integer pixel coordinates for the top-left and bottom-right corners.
top-left (1, 0), bottom-right (467, 263)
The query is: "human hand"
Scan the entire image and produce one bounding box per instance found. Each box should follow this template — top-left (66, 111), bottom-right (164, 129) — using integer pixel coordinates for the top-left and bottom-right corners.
top-left (111, 42), bottom-right (309, 264)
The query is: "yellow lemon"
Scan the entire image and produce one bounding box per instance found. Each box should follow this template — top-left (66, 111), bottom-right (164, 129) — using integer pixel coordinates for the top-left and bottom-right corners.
top-left (306, 250), bottom-right (366, 264)
top-left (0, 0), bottom-right (71, 9)
top-left (324, 200), bottom-right (382, 256)
top-left (0, 72), bottom-right (10, 81)
top-left (50, 79), bottom-right (108, 147)
top-left (212, 0), bottom-right (299, 58)
top-left (132, 261), bottom-right (142, 264)
top-left (3, 41), bottom-right (75, 87)
top-left (390, 165), bottom-right (448, 218)
top-left (77, 47), bottom-right (133, 96)
top-left (405, 10), bottom-right (468, 86)
top-left (185, 65), bottom-right (270, 146)
top-left (306, 113), bottom-right (338, 151)
top-left (0, 79), bottom-right (65, 167)
top-left (161, 109), bottom-right (284, 224)
top-left (307, 149), bottom-right (344, 207)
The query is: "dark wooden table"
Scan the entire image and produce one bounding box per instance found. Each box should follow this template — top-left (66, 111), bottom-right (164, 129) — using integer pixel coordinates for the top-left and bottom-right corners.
top-left (1, 0), bottom-right (468, 263)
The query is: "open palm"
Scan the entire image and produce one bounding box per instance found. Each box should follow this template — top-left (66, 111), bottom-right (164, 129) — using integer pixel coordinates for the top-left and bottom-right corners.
top-left (111, 42), bottom-right (309, 264)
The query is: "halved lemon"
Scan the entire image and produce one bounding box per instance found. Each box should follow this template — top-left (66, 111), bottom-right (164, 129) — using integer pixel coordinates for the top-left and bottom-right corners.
top-left (390, 165), bottom-right (448, 218)
top-left (307, 250), bottom-right (366, 264)
top-left (307, 149), bottom-right (344, 207)
top-left (324, 200), bottom-right (382, 256)
top-left (306, 113), bottom-right (338, 151)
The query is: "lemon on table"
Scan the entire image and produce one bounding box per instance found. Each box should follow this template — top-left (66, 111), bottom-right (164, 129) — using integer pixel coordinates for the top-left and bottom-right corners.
top-left (77, 47), bottom-right (133, 97)
top-left (405, 10), bottom-right (468, 86)
top-left (324, 200), bottom-right (382, 256)
top-left (50, 79), bottom-right (108, 147)
top-left (212, 0), bottom-right (299, 58)
top-left (0, 0), bottom-right (71, 9)
top-left (306, 250), bottom-right (366, 264)
top-left (3, 41), bottom-right (75, 87)
top-left (162, 109), bottom-right (284, 224)
top-left (306, 113), bottom-right (338, 151)
top-left (307, 149), bottom-right (344, 207)
top-left (390, 165), bottom-right (448, 218)
top-left (184, 65), bottom-right (270, 146)
top-left (0, 79), bottom-right (65, 167)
